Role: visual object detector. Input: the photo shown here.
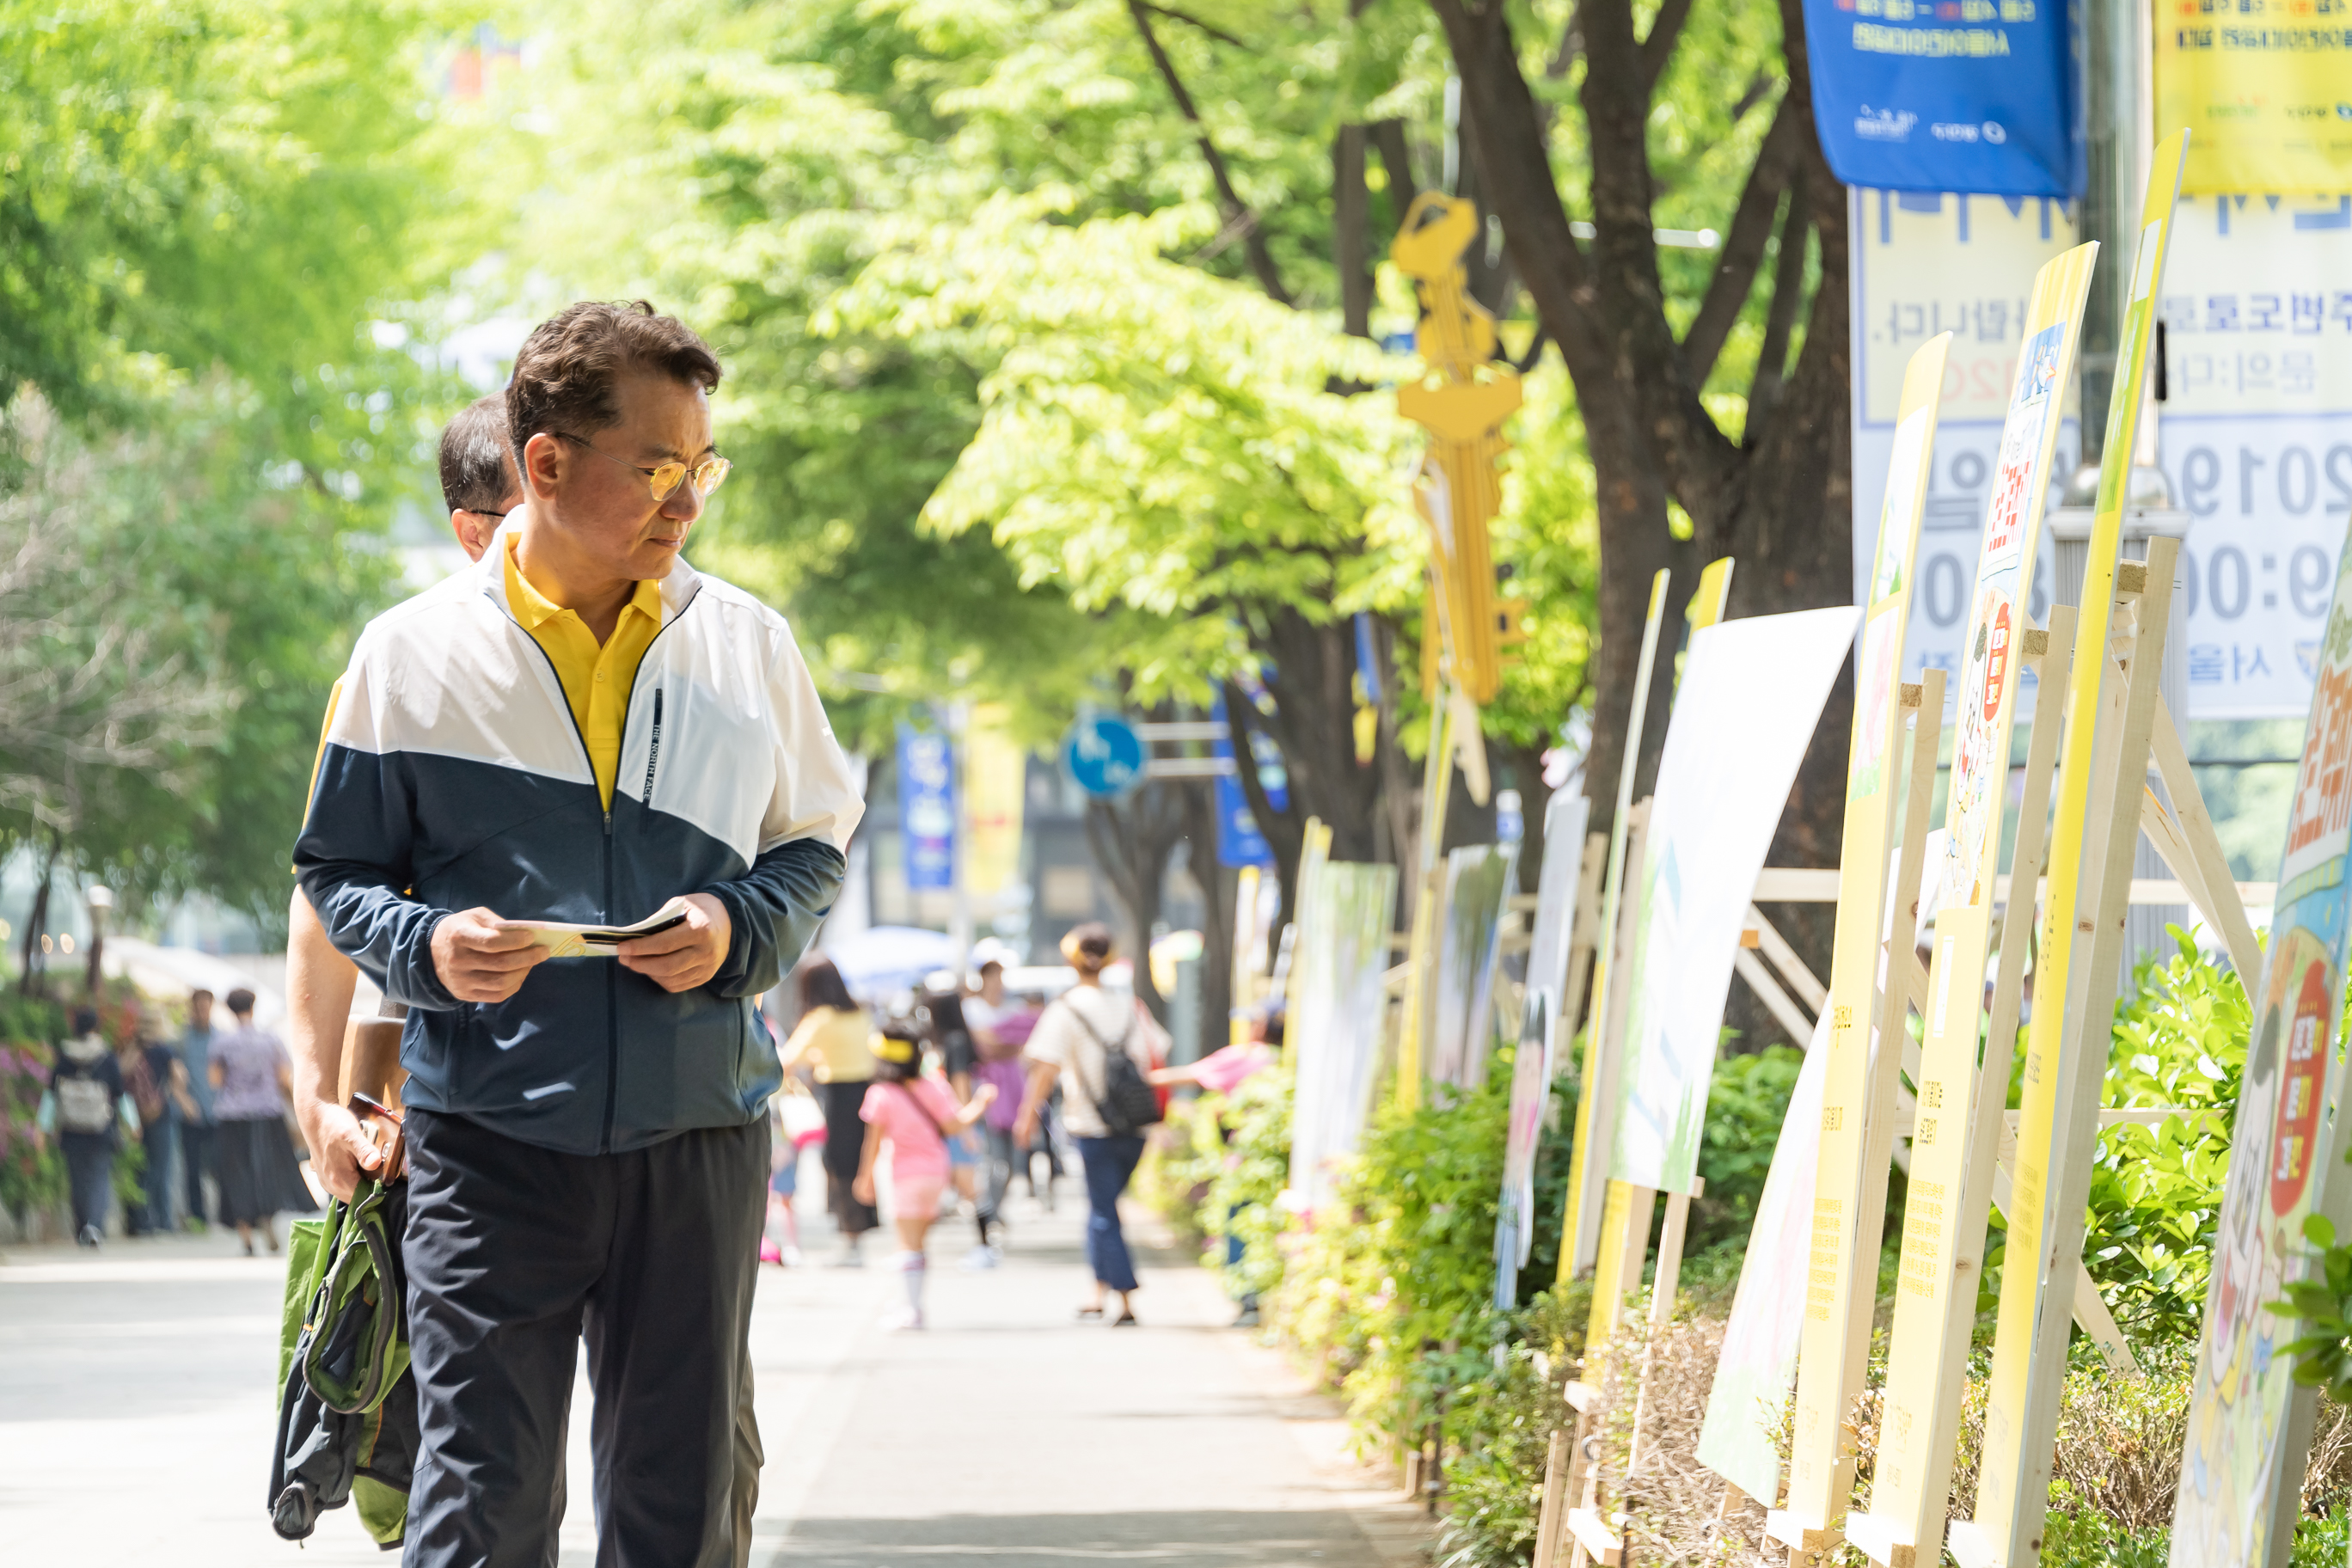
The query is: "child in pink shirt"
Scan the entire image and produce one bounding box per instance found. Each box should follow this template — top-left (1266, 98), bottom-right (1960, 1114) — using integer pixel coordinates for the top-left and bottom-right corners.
top-left (854, 1026), bottom-right (995, 1330)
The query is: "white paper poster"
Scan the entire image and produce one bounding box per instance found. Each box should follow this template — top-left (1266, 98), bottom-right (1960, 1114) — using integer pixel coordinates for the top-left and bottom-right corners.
top-left (1607, 607), bottom-right (1859, 1195)
top-left (2157, 192), bottom-right (2352, 720)
top-left (1851, 188), bottom-right (2080, 713)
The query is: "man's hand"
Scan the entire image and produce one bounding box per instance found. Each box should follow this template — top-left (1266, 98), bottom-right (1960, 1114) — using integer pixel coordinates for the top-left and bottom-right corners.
top-left (431, 908), bottom-right (550, 1003)
top-left (617, 894), bottom-right (732, 993)
top-left (297, 1097), bottom-right (384, 1203)
top-left (1014, 1111), bottom-right (1037, 1148)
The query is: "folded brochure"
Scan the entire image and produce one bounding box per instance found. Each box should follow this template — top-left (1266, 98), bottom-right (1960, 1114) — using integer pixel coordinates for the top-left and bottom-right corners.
top-left (511, 905), bottom-right (689, 959)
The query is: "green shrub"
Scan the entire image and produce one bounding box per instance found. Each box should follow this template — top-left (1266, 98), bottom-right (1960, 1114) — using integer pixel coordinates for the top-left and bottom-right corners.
top-left (1203, 1068), bottom-right (1293, 1304)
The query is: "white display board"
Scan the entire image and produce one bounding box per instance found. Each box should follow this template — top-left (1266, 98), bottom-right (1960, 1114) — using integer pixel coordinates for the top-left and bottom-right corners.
top-left (1607, 607), bottom-right (1859, 1195)
top-left (2156, 193), bottom-right (2352, 720)
top-left (1850, 189), bottom-right (2080, 714)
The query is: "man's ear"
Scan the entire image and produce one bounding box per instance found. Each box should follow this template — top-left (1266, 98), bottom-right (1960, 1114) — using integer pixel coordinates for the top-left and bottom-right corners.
top-left (522, 430), bottom-right (564, 498)
top-left (449, 511), bottom-right (493, 561)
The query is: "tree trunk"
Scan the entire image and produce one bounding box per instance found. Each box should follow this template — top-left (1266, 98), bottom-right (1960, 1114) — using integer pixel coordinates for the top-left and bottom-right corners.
top-left (1180, 780), bottom-right (1237, 1060)
top-left (1430, 0), bottom-right (1854, 995)
top-left (1082, 781), bottom-right (1190, 1026)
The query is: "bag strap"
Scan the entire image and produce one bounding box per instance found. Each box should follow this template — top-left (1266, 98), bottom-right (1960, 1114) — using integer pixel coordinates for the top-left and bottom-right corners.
top-left (895, 1081), bottom-right (959, 1147)
top-left (1057, 995), bottom-right (1136, 1120)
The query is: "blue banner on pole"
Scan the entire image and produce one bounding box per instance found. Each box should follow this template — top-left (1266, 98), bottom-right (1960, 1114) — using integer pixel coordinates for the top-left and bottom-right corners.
top-left (1212, 693), bottom-right (1287, 870)
top-left (897, 724), bottom-right (957, 892)
top-left (1802, 0), bottom-right (2081, 198)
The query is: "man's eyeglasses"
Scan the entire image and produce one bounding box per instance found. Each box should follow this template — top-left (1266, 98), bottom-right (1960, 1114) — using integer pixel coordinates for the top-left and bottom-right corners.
top-left (553, 432), bottom-right (731, 503)
top-left (462, 508), bottom-right (509, 520)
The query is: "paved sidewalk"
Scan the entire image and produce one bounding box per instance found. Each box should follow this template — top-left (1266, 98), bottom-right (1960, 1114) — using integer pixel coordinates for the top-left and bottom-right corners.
top-left (0, 1179), bottom-right (1426, 1566)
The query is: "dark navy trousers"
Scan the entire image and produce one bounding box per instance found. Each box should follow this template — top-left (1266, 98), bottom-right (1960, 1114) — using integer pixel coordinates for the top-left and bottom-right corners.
top-left (401, 1109), bottom-right (765, 1568)
top-left (1075, 1134), bottom-right (1146, 1293)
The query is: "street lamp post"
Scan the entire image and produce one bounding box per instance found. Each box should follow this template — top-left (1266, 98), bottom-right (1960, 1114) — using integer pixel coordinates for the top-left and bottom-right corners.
top-left (84, 885), bottom-right (113, 998)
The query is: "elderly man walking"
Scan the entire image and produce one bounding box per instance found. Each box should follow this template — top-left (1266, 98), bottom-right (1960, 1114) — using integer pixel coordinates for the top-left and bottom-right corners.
top-left (295, 302), bottom-right (861, 1566)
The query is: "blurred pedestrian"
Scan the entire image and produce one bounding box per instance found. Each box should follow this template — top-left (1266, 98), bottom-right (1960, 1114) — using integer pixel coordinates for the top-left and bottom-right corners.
top-left (922, 988), bottom-right (996, 1266)
top-left (852, 1022), bottom-right (995, 1330)
top-left (778, 956), bottom-right (879, 1263)
top-left (763, 1087), bottom-right (824, 1266)
top-left (47, 1006), bottom-right (127, 1246)
top-left (1016, 924), bottom-right (1167, 1326)
top-left (176, 988), bottom-right (217, 1227)
top-left (126, 1008), bottom-right (196, 1235)
top-left (210, 987), bottom-right (315, 1256)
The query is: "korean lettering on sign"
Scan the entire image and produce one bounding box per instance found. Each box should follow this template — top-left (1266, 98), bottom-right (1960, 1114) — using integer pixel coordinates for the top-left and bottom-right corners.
top-left (2158, 193), bottom-right (2352, 720)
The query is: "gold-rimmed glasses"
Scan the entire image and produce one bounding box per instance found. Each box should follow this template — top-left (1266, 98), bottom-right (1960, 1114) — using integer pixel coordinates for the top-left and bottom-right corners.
top-left (554, 432), bottom-right (731, 503)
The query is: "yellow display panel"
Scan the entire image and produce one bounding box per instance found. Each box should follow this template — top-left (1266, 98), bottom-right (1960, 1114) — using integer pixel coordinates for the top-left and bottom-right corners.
top-left (2156, 23), bottom-right (2352, 194)
top-left (1779, 333), bottom-right (1953, 1531)
top-left (1964, 133), bottom-right (2188, 1568)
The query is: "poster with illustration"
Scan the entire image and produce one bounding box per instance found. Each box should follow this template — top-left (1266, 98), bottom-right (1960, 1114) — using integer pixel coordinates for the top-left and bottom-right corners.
top-left (1607, 607), bottom-right (1857, 1196)
top-left (2171, 532), bottom-right (2352, 1567)
top-left (1427, 845), bottom-right (1517, 1091)
top-left (1496, 792), bottom-right (1594, 1282)
top-left (1942, 322), bottom-right (2063, 912)
top-left (1287, 861), bottom-right (1403, 1215)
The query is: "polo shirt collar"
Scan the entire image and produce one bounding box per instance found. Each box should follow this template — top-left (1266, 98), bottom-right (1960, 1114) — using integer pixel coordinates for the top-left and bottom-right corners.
top-left (500, 527), bottom-right (667, 633)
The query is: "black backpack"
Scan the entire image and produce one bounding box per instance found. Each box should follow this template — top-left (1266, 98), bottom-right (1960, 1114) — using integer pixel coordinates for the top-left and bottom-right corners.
top-left (1064, 1001), bottom-right (1161, 1137)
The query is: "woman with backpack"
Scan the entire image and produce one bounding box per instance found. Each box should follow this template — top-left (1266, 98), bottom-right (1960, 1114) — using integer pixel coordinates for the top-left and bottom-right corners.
top-left (1015, 924), bottom-right (1166, 1326)
top-left (48, 1007), bottom-right (130, 1246)
top-left (850, 1022), bottom-right (996, 1330)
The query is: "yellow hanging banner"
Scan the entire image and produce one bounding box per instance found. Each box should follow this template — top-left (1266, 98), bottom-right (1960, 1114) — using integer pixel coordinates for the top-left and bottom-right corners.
top-left (2156, 17), bottom-right (2352, 194)
top-left (1779, 333), bottom-right (1952, 1534)
top-left (1962, 133), bottom-right (2188, 1568)
top-left (960, 703), bottom-right (1027, 902)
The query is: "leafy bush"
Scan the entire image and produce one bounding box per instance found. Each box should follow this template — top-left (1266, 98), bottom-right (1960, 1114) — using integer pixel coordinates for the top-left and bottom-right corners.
top-left (1202, 1068), bottom-right (1293, 1305)
top-left (1687, 1044), bottom-right (1804, 1258)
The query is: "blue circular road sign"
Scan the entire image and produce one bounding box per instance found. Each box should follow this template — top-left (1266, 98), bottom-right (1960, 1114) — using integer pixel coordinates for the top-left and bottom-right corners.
top-left (1063, 714), bottom-right (1145, 798)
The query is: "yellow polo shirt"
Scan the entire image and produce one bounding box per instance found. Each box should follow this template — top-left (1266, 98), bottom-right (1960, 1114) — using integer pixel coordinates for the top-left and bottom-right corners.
top-left (503, 534), bottom-right (664, 808)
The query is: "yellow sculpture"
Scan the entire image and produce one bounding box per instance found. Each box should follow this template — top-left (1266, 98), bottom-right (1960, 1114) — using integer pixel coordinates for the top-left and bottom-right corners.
top-left (1392, 193), bottom-right (1524, 707)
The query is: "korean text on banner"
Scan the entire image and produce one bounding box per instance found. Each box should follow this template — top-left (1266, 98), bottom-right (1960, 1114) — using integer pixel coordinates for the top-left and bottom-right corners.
top-left (896, 723), bottom-right (956, 892)
top-left (1969, 144), bottom-right (2186, 1565)
top-left (2170, 535), bottom-right (2352, 1568)
top-left (1851, 189), bottom-right (2080, 715)
top-left (1800, 0), bottom-right (2082, 198)
top-left (1869, 243), bottom-right (2098, 1554)
top-left (2156, 193), bottom-right (2352, 720)
top-left (2157, 19), bottom-right (2352, 195)
top-left (1606, 605), bottom-right (1859, 1197)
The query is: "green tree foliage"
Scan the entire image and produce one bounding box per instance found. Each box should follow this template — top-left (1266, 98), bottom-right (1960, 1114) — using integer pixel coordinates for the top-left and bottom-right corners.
top-left (0, 0), bottom-right (464, 929)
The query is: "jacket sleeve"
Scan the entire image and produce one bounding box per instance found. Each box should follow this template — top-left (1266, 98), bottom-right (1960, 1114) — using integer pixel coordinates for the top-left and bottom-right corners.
top-left (291, 663), bottom-right (461, 1012)
top-left (701, 619), bottom-right (865, 999)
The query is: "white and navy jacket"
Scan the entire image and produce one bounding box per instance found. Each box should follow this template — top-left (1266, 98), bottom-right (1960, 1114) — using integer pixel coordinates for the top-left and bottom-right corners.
top-left (294, 516), bottom-right (865, 1155)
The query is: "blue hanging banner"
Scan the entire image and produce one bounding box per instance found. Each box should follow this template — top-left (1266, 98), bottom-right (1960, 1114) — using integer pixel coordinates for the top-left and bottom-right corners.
top-left (1802, 0), bottom-right (2082, 198)
top-left (896, 723), bottom-right (957, 891)
top-left (1211, 692), bottom-right (1287, 870)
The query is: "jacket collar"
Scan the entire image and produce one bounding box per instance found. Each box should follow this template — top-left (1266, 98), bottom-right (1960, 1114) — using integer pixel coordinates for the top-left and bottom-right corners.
top-left (475, 505), bottom-right (703, 627)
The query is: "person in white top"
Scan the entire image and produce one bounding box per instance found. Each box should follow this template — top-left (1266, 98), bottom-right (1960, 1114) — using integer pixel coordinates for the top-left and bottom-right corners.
top-left (1015, 924), bottom-right (1166, 1326)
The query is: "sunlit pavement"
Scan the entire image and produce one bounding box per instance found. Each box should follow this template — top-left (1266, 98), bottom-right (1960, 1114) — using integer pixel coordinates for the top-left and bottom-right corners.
top-left (1, 1175), bottom-right (1426, 1567)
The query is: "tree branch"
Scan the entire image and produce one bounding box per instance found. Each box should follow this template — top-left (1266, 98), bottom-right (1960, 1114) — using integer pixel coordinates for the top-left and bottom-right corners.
top-left (1138, 1), bottom-right (1243, 46)
top-left (1126, 0), bottom-right (1294, 307)
top-left (1335, 124), bottom-right (1372, 338)
top-left (1747, 164), bottom-right (1812, 433)
top-left (1638, 0), bottom-right (1697, 90)
top-left (1678, 95), bottom-right (1804, 387)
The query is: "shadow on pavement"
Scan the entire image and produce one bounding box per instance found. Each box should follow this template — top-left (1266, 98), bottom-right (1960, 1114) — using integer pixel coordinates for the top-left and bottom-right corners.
top-left (767, 1507), bottom-right (1391, 1565)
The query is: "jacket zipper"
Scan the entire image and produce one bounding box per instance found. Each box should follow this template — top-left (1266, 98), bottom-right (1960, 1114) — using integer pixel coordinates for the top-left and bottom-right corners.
top-left (490, 572), bottom-right (698, 1155)
top-left (640, 689), bottom-right (665, 804)
top-left (607, 610), bottom-right (689, 1151)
